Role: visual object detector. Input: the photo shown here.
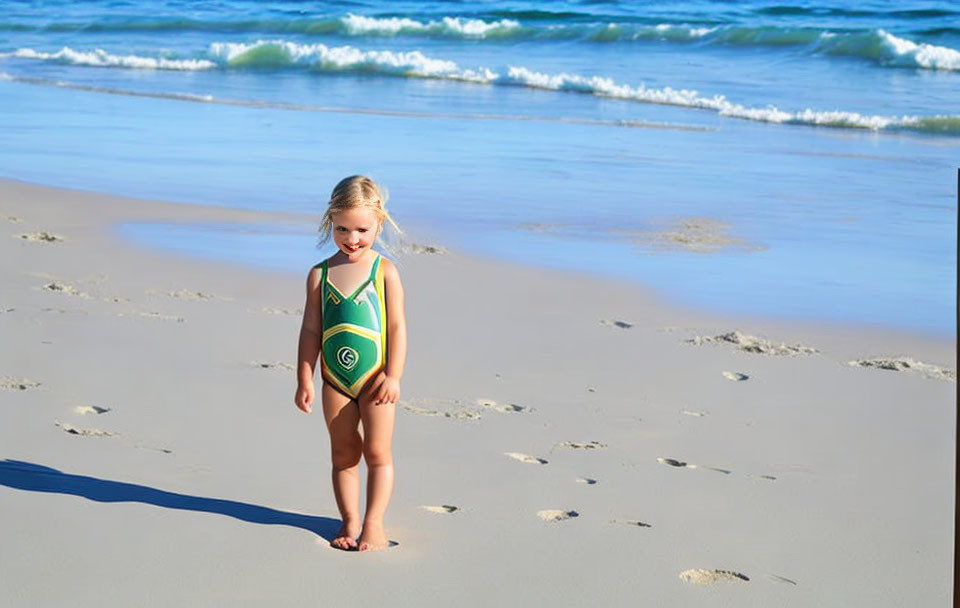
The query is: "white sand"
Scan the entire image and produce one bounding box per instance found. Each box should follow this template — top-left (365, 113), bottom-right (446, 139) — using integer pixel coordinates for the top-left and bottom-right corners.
top-left (0, 178), bottom-right (955, 606)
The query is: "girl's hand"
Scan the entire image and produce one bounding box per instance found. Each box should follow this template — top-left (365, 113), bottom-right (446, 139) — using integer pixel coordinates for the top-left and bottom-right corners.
top-left (295, 382), bottom-right (314, 414)
top-left (373, 375), bottom-right (400, 406)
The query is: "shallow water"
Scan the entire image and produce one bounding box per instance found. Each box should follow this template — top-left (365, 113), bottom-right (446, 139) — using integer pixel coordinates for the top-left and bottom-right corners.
top-left (1, 0), bottom-right (956, 335)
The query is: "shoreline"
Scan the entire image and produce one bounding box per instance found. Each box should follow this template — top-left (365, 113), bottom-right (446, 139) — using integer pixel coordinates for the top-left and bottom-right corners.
top-left (1, 177), bottom-right (955, 606)
top-left (5, 176), bottom-right (955, 344)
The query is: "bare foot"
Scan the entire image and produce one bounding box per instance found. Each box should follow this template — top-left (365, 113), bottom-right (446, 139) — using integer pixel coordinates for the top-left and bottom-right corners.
top-left (358, 520), bottom-right (389, 552)
top-left (330, 520), bottom-right (360, 551)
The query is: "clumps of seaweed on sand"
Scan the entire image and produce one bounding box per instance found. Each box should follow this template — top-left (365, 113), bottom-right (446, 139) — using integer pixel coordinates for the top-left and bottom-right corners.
top-left (679, 569), bottom-right (749, 584)
top-left (686, 330), bottom-right (818, 356)
top-left (16, 231), bottom-right (63, 242)
top-left (848, 357), bottom-right (955, 382)
top-left (613, 217), bottom-right (766, 254)
top-left (1, 378), bottom-right (41, 391)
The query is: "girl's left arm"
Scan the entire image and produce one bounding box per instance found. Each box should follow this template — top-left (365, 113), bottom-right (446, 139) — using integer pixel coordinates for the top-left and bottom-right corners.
top-left (375, 258), bottom-right (406, 405)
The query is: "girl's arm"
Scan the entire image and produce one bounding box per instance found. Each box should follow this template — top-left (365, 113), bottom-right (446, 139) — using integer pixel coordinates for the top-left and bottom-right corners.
top-left (294, 266), bottom-right (322, 413)
top-left (374, 258), bottom-right (406, 405)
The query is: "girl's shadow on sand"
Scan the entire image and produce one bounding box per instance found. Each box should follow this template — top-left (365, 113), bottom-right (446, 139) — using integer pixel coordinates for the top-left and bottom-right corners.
top-left (0, 459), bottom-right (341, 541)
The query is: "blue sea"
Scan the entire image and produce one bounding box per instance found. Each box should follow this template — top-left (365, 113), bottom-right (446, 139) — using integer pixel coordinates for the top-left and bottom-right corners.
top-left (0, 1), bottom-right (956, 336)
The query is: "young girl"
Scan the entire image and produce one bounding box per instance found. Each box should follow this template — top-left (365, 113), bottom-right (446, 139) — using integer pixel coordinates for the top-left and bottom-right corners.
top-left (294, 175), bottom-right (406, 552)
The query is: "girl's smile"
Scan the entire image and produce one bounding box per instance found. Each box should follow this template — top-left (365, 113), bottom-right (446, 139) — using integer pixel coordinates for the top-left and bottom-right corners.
top-left (331, 207), bottom-right (382, 262)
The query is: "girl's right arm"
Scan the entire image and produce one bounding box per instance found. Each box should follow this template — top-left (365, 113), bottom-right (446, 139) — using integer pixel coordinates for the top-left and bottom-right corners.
top-left (294, 266), bottom-right (322, 414)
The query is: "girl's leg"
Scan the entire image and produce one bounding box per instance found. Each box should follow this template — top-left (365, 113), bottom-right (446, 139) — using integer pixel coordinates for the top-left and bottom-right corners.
top-left (356, 382), bottom-right (397, 551)
top-left (321, 382), bottom-right (363, 550)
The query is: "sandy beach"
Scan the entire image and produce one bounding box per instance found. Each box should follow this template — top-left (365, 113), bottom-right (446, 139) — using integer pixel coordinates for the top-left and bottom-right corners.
top-left (0, 178), bottom-right (955, 606)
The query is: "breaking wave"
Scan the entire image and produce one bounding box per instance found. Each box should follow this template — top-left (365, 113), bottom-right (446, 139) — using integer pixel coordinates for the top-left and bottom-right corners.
top-left (2, 42), bottom-right (957, 136)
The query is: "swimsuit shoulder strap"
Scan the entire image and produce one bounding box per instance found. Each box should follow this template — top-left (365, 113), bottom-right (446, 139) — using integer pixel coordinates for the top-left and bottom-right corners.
top-left (368, 254), bottom-right (382, 281)
top-left (317, 260), bottom-right (329, 287)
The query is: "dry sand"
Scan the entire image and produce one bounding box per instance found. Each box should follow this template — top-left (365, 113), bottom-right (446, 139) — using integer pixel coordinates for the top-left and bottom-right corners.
top-left (0, 178), bottom-right (955, 606)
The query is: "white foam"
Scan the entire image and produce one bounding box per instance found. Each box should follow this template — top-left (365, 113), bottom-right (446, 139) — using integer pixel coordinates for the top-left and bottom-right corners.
top-left (3, 47), bottom-right (215, 70)
top-left (3, 43), bottom-right (954, 134)
top-left (340, 13), bottom-right (520, 38)
top-left (651, 23), bottom-right (716, 39)
top-left (207, 40), bottom-right (498, 82)
top-left (878, 29), bottom-right (960, 71)
top-left (503, 65), bottom-right (923, 130)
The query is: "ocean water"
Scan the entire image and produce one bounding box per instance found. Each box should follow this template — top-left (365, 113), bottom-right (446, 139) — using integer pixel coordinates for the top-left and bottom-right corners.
top-left (0, 1), bottom-right (956, 335)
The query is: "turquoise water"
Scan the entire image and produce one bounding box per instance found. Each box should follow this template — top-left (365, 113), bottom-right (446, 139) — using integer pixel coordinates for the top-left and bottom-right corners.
top-left (0, 1), bottom-right (956, 335)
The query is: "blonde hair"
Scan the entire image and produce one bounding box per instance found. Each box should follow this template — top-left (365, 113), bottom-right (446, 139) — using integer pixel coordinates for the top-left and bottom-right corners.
top-left (318, 175), bottom-right (401, 246)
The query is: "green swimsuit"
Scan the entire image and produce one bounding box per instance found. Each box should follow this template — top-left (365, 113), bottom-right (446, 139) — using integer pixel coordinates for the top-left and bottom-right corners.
top-left (318, 254), bottom-right (387, 399)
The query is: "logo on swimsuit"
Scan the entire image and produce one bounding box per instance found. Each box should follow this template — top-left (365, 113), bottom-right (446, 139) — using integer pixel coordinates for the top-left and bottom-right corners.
top-left (336, 346), bottom-right (359, 371)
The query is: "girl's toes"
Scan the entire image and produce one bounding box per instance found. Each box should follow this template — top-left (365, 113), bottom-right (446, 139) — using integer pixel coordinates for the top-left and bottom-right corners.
top-left (331, 536), bottom-right (351, 550)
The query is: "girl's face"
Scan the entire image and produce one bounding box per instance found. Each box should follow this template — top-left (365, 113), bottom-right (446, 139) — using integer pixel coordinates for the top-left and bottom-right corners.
top-left (331, 207), bottom-right (382, 262)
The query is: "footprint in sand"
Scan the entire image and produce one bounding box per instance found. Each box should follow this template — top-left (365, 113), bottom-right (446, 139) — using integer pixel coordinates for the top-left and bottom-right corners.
top-left (16, 231), bottom-right (63, 242)
top-left (537, 509), bottom-right (579, 522)
top-left (74, 405), bottom-right (111, 415)
top-left (555, 440), bottom-right (607, 450)
top-left (401, 398), bottom-right (482, 420)
top-left (408, 243), bottom-right (447, 255)
top-left (657, 457), bottom-right (731, 475)
top-left (1, 307), bottom-right (14, 313)
top-left (600, 319), bottom-right (634, 329)
top-left (848, 357), bottom-right (955, 382)
top-left (254, 361), bottom-right (296, 371)
top-left (134, 444), bottom-right (174, 454)
top-left (476, 398), bottom-right (527, 413)
top-left (686, 330), bottom-right (817, 356)
top-left (41, 307), bottom-right (87, 315)
top-left (505, 452), bottom-right (548, 465)
top-left (118, 311), bottom-right (185, 322)
top-left (54, 420), bottom-right (118, 437)
top-left (2, 378), bottom-right (41, 391)
top-left (420, 505), bottom-right (458, 514)
top-left (679, 569), bottom-right (749, 584)
top-left (611, 519), bottom-right (652, 528)
top-left (6, 215), bottom-right (23, 223)
top-left (681, 409), bottom-right (708, 417)
top-left (722, 371), bottom-right (749, 381)
top-left (154, 289), bottom-right (217, 301)
top-left (42, 282), bottom-right (90, 299)
top-left (575, 477), bottom-right (597, 485)
top-left (260, 307), bottom-right (303, 315)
